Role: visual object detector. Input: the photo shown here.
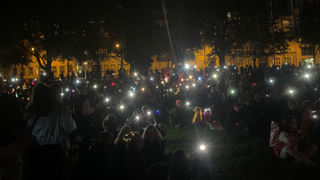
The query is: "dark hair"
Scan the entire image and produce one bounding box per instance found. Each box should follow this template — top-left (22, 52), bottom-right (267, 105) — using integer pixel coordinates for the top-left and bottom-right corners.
top-left (234, 102), bottom-right (241, 108)
top-left (314, 100), bottom-right (320, 110)
top-left (76, 82), bottom-right (86, 92)
top-left (170, 149), bottom-right (193, 179)
top-left (288, 101), bottom-right (297, 107)
top-left (26, 83), bottom-right (58, 116)
top-left (278, 116), bottom-right (296, 135)
top-left (144, 163), bottom-right (169, 180)
top-left (301, 100), bottom-right (313, 112)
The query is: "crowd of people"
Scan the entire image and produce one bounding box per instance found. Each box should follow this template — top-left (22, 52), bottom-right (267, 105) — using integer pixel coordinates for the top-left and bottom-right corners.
top-left (1, 63), bottom-right (320, 180)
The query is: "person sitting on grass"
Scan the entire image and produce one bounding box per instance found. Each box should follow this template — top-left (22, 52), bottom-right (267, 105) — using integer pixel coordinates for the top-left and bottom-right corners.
top-left (169, 100), bottom-right (188, 128)
top-left (276, 116), bottom-right (319, 169)
top-left (226, 102), bottom-right (244, 131)
top-left (141, 125), bottom-right (164, 168)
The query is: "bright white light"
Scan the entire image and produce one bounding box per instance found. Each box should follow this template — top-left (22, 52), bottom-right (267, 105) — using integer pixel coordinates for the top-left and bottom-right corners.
top-left (35, 79), bottom-right (37, 81)
top-left (193, 65), bottom-right (197, 68)
top-left (11, 79), bottom-right (14, 82)
top-left (148, 112), bottom-right (150, 115)
top-left (94, 85), bottom-right (97, 88)
top-left (186, 86), bottom-right (189, 89)
top-left (185, 64), bottom-right (190, 69)
top-left (142, 88), bottom-right (145, 91)
top-left (134, 73), bottom-right (137, 76)
top-left (186, 102), bottom-right (190, 106)
top-left (76, 80), bottom-right (79, 83)
top-left (150, 77), bottom-right (153, 81)
top-left (289, 90), bottom-right (293, 94)
top-left (170, 89), bottom-right (172, 91)
top-left (43, 73), bottom-right (46, 76)
top-left (200, 145), bottom-right (206, 150)
top-left (192, 84), bottom-right (195, 87)
top-left (79, 71), bottom-right (81, 73)
top-left (198, 77), bottom-right (201, 80)
top-left (61, 93), bottom-right (64, 96)
top-left (129, 92), bottom-right (133, 97)
top-left (313, 115), bottom-right (317, 118)
top-left (106, 98), bottom-right (109, 102)
top-left (270, 79), bottom-right (273, 83)
top-left (213, 74), bottom-right (217, 78)
top-left (224, 66), bottom-right (226, 69)
top-left (189, 76), bottom-right (192, 79)
top-left (161, 81), bottom-right (164, 84)
top-left (285, 63), bottom-right (287, 65)
top-left (217, 69), bottom-right (220, 71)
top-left (173, 73), bottom-right (175, 76)
top-left (266, 95), bottom-right (269, 97)
top-left (234, 67), bottom-right (237, 69)
top-left (179, 84), bottom-right (181, 86)
top-left (136, 116), bottom-right (139, 121)
top-left (66, 88), bottom-right (69, 91)
top-left (295, 73), bottom-right (297, 76)
top-left (15, 78), bottom-right (18, 81)
top-left (156, 86), bottom-right (158, 89)
top-left (308, 65), bottom-right (311, 68)
top-left (305, 74), bottom-right (309, 78)
top-left (277, 67), bottom-right (279, 70)
top-left (231, 90), bottom-right (234, 94)
top-left (120, 106), bottom-right (124, 109)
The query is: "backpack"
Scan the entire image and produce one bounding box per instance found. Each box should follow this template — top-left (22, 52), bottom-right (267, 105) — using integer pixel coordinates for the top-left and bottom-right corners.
top-left (269, 121), bottom-right (286, 156)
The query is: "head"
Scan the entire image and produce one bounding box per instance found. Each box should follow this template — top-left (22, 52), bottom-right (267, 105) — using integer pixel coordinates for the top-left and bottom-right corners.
top-left (114, 125), bottom-right (132, 144)
top-left (279, 116), bottom-right (297, 133)
top-left (102, 114), bottom-right (117, 128)
top-left (132, 108), bottom-right (142, 116)
top-left (76, 82), bottom-right (87, 94)
top-left (301, 100), bottom-right (314, 113)
top-left (175, 100), bottom-right (182, 107)
top-left (254, 93), bottom-right (262, 102)
top-left (26, 83), bottom-right (58, 116)
top-left (244, 99), bottom-right (250, 106)
top-left (50, 83), bottom-right (62, 101)
top-left (170, 149), bottom-right (192, 173)
top-left (141, 106), bottom-right (149, 113)
top-left (142, 125), bottom-right (163, 143)
top-left (234, 102), bottom-right (241, 112)
top-left (288, 101), bottom-right (297, 111)
top-left (100, 131), bottom-right (114, 146)
top-left (314, 100), bottom-right (320, 111)
top-left (145, 163), bottom-right (169, 180)
top-left (124, 131), bottom-right (144, 150)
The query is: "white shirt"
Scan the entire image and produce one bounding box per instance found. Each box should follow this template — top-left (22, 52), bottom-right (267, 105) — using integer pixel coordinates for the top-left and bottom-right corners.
top-left (278, 131), bottom-right (291, 143)
top-left (28, 110), bottom-right (76, 155)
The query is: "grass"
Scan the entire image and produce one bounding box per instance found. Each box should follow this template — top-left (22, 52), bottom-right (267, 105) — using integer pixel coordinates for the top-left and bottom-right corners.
top-left (162, 124), bottom-right (320, 180)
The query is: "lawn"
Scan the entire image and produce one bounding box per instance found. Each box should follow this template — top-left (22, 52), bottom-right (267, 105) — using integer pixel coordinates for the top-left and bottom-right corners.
top-left (162, 124), bottom-right (320, 180)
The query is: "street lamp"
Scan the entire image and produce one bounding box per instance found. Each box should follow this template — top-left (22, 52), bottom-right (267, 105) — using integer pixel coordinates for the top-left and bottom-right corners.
top-left (116, 44), bottom-right (120, 48)
top-left (32, 47), bottom-right (34, 51)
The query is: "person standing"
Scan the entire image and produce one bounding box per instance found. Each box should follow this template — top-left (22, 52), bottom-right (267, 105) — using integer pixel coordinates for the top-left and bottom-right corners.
top-left (0, 79), bottom-right (23, 180)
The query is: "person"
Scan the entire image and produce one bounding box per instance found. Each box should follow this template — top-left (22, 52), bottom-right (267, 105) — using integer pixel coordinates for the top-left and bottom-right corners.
top-left (74, 82), bottom-right (95, 158)
top-left (283, 101), bottom-right (301, 126)
top-left (139, 106), bottom-right (157, 128)
top-left (170, 149), bottom-right (193, 180)
top-left (140, 163), bottom-right (169, 180)
top-left (50, 83), bottom-right (71, 114)
top-left (0, 79), bottom-right (23, 180)
top-left (192, 106), bottom-right (203, 124)
top-left (124, 131), bottom-right (148, 180)
top-left (226, 102), bottom-right (244, 131)
top-left (102, 114), bottom-right (119, 138)
top-left (277, 116), bottom-right (318, 168)
top-left (127, 108), bottom-right (142, 131)
top-left (301, 100), bottom-right (314, 136)
top-left (26, 83), bottom-right (76, 180)
top-left (169, 100), bottom-right (187, 127)
top-left (70, 131), bottom-right (115, 180)
top-left (141, 125), bottom-right (164, 167)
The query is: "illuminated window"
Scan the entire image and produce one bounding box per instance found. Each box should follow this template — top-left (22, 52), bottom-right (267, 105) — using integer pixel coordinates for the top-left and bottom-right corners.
top-left (274, 57), bottom-right (281, 65)
top-left (60, 66), bottom-right (65, 73)
top-left (282, 20), bottom-right (290, 27)
top-left (52, 66), bottom-right (57, 74)
top-left (28, 67), bottom-right (33, 75)
top-left (284, 57), bottom-right (292, 64)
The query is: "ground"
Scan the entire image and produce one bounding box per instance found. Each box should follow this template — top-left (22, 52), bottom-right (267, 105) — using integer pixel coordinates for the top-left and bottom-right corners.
top-left (162, 124), bottom-right (320, 180)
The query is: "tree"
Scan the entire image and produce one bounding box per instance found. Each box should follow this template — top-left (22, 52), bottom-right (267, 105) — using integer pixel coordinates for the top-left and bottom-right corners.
top-left (0, 43), bottom-right (32, 75)
top-left (163, 0), bottom-right (202, 64)
top-left (298, 0), bottom-right (320, 64)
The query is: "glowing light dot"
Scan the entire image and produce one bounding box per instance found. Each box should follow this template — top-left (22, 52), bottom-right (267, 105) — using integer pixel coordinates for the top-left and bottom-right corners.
top-left (200, 145), bottom-right (206, 150)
